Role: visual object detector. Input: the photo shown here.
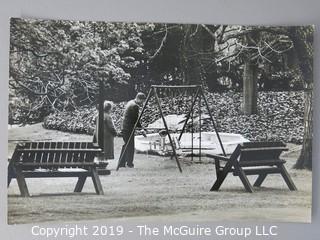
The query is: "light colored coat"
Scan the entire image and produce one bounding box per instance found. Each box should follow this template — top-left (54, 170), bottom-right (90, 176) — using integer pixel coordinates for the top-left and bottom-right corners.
top-left (103, 113), bottom-right (117, 159)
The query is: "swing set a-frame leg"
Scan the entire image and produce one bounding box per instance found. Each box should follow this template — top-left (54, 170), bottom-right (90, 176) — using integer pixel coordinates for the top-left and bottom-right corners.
top-left (200, 89), bottom-right (226, 156)
top-left (178, 88), bottom-right (200, 141)
top-left (154, 89), bottom-right (183, 172)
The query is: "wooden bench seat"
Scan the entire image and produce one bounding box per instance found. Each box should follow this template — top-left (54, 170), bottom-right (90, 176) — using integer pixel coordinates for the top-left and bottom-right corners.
top-left (207, 142), bottom-right (297, 193)
top-left (8, 141), bottom-right (105, 197)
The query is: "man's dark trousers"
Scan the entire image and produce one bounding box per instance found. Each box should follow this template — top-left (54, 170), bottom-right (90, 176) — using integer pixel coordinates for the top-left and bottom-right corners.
top-left (119, 131), bottom-right (135, 166)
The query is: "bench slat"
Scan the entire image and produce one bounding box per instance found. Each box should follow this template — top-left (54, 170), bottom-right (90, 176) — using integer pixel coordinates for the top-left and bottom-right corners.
top-left (14, 170), bottom-right (92, 178)
top-left (239, 159), bottom-right (286, 167)
top-left (16, 162), bottom-right (98, 167)
top-left (11, 142), bottom-right (101, 170)
top-left (239, 167), bottom-right (282, 175)
top-left (43, 142), bottom-right (50, 166)
top-left (241, 142), bottom-right (286, 148)
top-left (38, 142), bottom-right (44, 165)
top-left (240, 147), bottom-right (288, 152)
top-left (61, 142), bottom-right (69, 165)
top-left (54, 142), bottom-right (63, 165)
top-left (79, 142), bottom-right (87, 163)
top-left (29, 142), bottom-right (37, 165)
top-left (67, 142), bottom-right (74, 165)
top-left (205, 154), bottom-right (230, 161)
top-left (35, 142), bottom-right (41, 164)
top-left (48, 142), bottom-right (56, 165)
top-left (74, 142), bottom-right (80, 163)
top-left (15, 149), bottom-right (101, 153)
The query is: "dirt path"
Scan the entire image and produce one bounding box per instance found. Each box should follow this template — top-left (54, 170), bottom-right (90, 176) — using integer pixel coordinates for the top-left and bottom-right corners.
top-left (7, 124), bottom-right (312, 224)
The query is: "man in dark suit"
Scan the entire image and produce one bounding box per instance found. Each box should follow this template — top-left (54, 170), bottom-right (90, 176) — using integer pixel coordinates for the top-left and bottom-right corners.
top-left (119, 92), bottom-right (146, 168)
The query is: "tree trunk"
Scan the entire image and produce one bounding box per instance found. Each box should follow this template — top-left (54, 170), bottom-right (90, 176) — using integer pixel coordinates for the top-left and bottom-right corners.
top-left (243, 61), bottom-right (258, 115)
top-left (288, 26), bottom-right (314, 170)
top-left (295, 83), bottom-right (312, 169)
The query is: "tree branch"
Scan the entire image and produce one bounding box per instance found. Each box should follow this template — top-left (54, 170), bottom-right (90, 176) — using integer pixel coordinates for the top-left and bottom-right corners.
top-left (149, 24), bottom-right (168, 60)
top-left (219, 26), bottom-right (288, 44)
top-left (201, 24), bottom-right (220, 40)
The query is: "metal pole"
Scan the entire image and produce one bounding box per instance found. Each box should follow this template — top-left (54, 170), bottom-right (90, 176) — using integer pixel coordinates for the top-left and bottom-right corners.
top-left (178, 87), bottom-right (200, 141)
top-left (200, 89), bottom-right (226, 156)
top-left (154, 88), bottom-right (182, 173)
top-left (116, 88), bottom-right (153, 170)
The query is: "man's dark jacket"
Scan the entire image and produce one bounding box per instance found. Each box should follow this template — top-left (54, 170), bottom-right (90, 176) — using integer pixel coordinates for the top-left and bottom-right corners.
top-left (122, 99), bottom-right (141, 133)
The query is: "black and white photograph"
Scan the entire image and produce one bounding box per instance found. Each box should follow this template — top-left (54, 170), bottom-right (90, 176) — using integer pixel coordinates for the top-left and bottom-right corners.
top-left (7, 17), bottom-right (313, 224)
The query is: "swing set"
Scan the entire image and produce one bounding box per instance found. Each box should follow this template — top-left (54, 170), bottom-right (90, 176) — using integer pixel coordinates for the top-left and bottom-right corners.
top-left (95, 83), bottom-right (296, 192)
top-left (116, 85), bottom-right (226, 172)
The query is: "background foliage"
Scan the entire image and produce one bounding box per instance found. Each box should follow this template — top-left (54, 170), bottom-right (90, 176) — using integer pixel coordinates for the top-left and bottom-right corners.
top-left (9, 19), bottom-right (306, 124)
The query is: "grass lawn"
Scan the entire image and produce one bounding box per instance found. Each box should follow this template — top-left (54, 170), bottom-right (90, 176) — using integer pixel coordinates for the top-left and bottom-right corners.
top-left (7, 123), bottom-right (312, 224)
